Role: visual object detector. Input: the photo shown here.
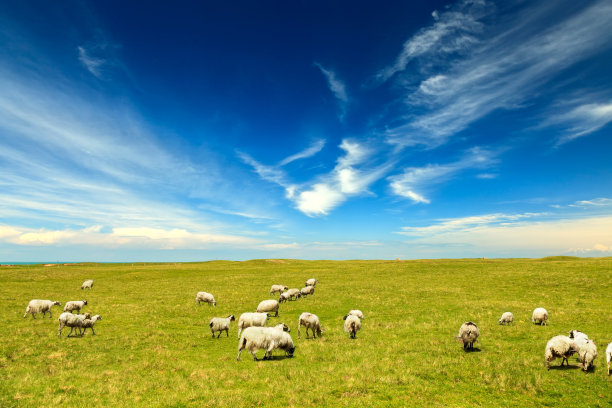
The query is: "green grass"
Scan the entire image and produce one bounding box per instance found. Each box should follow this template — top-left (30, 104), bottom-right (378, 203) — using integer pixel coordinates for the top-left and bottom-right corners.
top-left (1, 258), bottom-right (611, 407)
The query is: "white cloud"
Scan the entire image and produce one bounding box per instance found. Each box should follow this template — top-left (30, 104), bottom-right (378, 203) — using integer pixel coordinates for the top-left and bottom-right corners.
top-left (262, 242), bottom-right (300, 249)
top-left (279, 139), bottom-right (326, 166)
top-left (382, 0), bottom-right (612, 148)
top-left (314, 63), bottom-right (348, 117)
top-left (548, 102), bottom-right (612, 145)
top-left (77, 46), bottom-right (105, 78)
top-left (295, 183), bottom-right (344, 216)
top-left (388, 147), bottom-right (496, 203)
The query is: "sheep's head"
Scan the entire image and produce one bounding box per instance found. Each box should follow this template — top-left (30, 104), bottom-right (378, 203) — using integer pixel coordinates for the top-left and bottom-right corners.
top-left (279, 323), bottom-right (290, 332)
top-left (283, 286), bottom-right (288, 291)
top-left (83, 300), bottom-right (88, 305)
top-left (228, 315), bottom-right (235, 321)
top-left (213, 301), bottom-right (217, 307)
top-left (84, 313), bottom-right (92, 319)
top-left (287, 346), bottom-right (295, 357)
top-left (343, 315), bottom-right (348, 320)
top-left (265, 313), bottom-right (270, 320)
top-left (53, 301), bottom-right (61, 306)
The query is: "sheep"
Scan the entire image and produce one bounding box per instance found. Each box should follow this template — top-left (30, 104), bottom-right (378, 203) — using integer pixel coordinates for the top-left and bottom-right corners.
top-left (270, 285), bottom-right (288, 295)
top-left (532, 307), bottom-right (549, 325)
top-left (209, 315), bottom-right (235, 338)
top-left (237, 312), bottom-right (270, 337)
top-left (343, 314), bottom-right (361, 339)
top-left (23, 299), bottom-right (61, 319)
top-left (285, 288), bottom-right (301, 301)
top-left (568, 330), bottom-right (590, 348)
top-left (300, 286), bottom-right (315, 297)
top-left (498, 312), bottom-right (514, 325)
top-left (195, 291), bottom-right (217, 306)
top-left (545, 335), bottom-right (579, 370)
top-left (256, 299), bottom-right (279, 317)
top-left (606, 342), bottom-right (612, 376)
top-left (81, 279), bottom-right (94, 290)
top-left (278, 292), bottom-right (292, 303)
top-left (58, 312), bottom-right (91, 338)
top-left (63, 300), bottom-right (88, 313)
top-left (80, 315), bottom-right (102, 336)
top-left (457, 322), bottom-right (480, 350)
top-left (305, 278), bottom-right (317, 287)
top-left (577, 339), bottom-right (598, 372)
top-left (237, 324), bottom-right (294, 361)
top-left (347, 310), bottom-right (364, 319)
top-left (298, 312), bottom-right (321, 339)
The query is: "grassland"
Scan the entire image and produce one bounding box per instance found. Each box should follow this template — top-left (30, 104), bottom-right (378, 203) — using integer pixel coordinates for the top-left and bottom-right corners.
top-left (1, 258), bottom-right (611, 407)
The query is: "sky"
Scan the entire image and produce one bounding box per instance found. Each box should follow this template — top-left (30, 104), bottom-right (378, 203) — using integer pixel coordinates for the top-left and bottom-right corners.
top-left (1, 0), bottom-right (611, 262)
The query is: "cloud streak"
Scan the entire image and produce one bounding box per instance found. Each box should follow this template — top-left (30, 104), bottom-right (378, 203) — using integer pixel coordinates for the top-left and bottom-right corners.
top-left (314, 63), bottom-right (348, 117)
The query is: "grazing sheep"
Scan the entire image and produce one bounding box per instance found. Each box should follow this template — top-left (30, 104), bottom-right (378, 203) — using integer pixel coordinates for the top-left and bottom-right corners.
top-left (545, 335), bottom-right (579, 370)
top-left (300, 286), bottom-right (315, 297)
top-left (305, 278), bottom-right (317, 287)
top-left (285, 288), bottom-right (301, 301)
top-left (298, 312), bottom-right (321, 339)
top-left (343, 314), bottom-right (361, 339)
top-left (347, 310), bottom-right (364, 319)
top-left (81, 279), bottom-right (94, 290)
top-left (209, 315), bottom-right (235, 338)
top-left (532, 308), bottom-right (549, 325)
top-left (195, 292), bottom-right (217, 306)
top-left (80, 315), bottom-right (102, 336)
top-left (237, 324), bottom-right (294, 361)
top-left (457, 322), bottom-right (480, 350)
top-left (606, 342), bottom-right (612, 376)
top-left (257, 300), bottom-right (279, 317)
top-left (568, 330), bottom-right (590, 348)
top-left (58, 312), bottom-right (91, 338)
top-left (270, 285), bottom-right (288, 295)
top-left (278, 292), bottom-right (292, 303)
top-left (63, 300), bottom-right (88, 313)
top-left (498, 312), bottom-right (514, 325)
top-left (578, 339), bottom-right (598, 372)
top-left (23, 300), bottom-right (61, 319)
top-left (237, 312), bottom-right (270, 337)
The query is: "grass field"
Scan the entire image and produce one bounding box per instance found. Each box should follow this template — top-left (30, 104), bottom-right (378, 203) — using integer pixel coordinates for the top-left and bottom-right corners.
top-left (1, 258), bottom-right (611, 407)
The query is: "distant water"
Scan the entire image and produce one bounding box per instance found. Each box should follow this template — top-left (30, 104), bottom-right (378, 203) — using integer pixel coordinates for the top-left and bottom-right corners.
top-left (1, 262), bottom-right (78, 265)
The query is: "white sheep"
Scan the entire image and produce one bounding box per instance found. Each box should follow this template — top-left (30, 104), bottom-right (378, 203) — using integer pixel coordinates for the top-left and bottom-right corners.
top-left (532, 307), bottom-right (549, 325)
top-left (300, 286), bottom-right (315, 297)
top-left (568, 330), bottom-right (590, 348)
top-left (498, 312), bottom-right (514, 325)
top-left (606, 342), bottom-right (612, 376)
top-left (278, 292), bottom-right (292, 303)
top-left (545, 335), bottom-right (579, 370)
top-left (209, 315), bottom-right (235, 338)
top-left (285, 288), bottom-right (301, 301)
top-left (305, 278), bottom-right (317, 287)
top-left (347, 310), bottom-right (364, 319)
top-left (195, 291), bottom-right (217, 306)
top-left (256, 299), bottom-right (279, 317)
top-left (298, 312), bottom-right (321, 339)
top-left (578, 339), bottom-right (598, 372)
top-left (237, 324), bottom-right (294, 361)
top-left (457, 322), bottom-right (479, 350)
top-left (270, 285), bottom-right (288, 295)
top-left (58, 312), bottom-right (91, 338)
top-left (237, 312), bottom-right (269, 337)
top-left (63, 300), bottom-right (88, 313)
top-left (343, 314), bottom-right (361, 339)
top-left (81, 279), bottom-right (94, 290)
top-left (23, 299), bottom-right (61, 319)
top-left (80, 315), bottom-right (102, 336)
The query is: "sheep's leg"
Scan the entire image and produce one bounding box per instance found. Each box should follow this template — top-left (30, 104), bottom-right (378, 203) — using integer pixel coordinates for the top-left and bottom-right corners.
top-left (217, 331), bottom-right (222, 338)
top-left (275, 310), bottom-right (278, 317)
top-left (58, 324), bottom-right (63, 338)
top-left (251, 351), bottom-right (258, 361)
top-left (298, 324), bottom-right (301, 339)
top-left (225, 329), bottom-right (229, 337)
top-left (91, 327), bottom-right (96, 336)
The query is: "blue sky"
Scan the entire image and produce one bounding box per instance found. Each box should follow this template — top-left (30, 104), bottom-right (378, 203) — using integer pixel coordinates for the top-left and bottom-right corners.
top-left (1, 0), bottom-right (611, 261)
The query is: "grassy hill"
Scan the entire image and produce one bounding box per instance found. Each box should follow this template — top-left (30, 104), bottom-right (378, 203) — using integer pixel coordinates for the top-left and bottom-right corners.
top-left (1, 258), bottom-right (611, 407)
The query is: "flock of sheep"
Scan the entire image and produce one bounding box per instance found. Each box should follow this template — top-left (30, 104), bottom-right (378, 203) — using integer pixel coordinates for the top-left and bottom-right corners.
top-left (23, 279), bottom-right (101, 338)
top-left (195, 278), bottom-right (365, 361)
top-left (21, 275), bottom-right (612, 374)
top-left (457, 308), bottom-right (612, 375)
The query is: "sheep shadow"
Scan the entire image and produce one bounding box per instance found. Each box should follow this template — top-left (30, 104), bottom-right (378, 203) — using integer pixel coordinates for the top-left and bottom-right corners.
top-left (259, 355), bottom-right (294, 361)
top-left (549, 364), bottom-right (580, 371)
top-left (464, 347), bottom-right (481, 353)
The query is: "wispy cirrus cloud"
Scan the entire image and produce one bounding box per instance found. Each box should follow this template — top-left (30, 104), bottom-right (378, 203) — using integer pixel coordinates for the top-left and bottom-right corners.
top-left (545, 100), bottom-right (612, 146)
top-left (77, 45), bottom-right (106, 78)
top-left (381, 0), bottom-right (612, 148)
top-left (279, 139), bottom-right (326, 166)
top-left (388, 147), bottom-right (496, 203)
top-left (314, 63), bottom-right (348, 118)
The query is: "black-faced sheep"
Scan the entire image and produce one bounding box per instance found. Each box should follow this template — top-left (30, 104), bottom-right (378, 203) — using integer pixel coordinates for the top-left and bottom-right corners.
top-left (568, 330), bottom-right (589, 348)
top-left (237, 312), bottom-right (269, 337)
top-left (578, 339), bottom-right (597, 372)
top-left (270, 285), bottom-right (288, 295)
top-left (457, 322), bottom-right (479, 350)
top-left (343, 314), bottom-right (361, 339)
top-left (298, 312), bottom-right (321, 339)
top-left (237, 324), bottom-right (294, 361)
top-left (285, 288), bottom-right (301, 301)
top-left (347, 310), bottom-right (364, 319)
top-left (545, 335), bottom-right (579, 370)
top-left (300, 286), bottom-right (314, 297)
top-left (209, 315), bottom-right (235, 338)
top-left (23, 300), bottom-right (61, 319)
top-left (195, 292), bottom-right (216, 306)
top-left (498, 312), bottom-right (513, 325)
top-left (305, 278), bottom-right (317, 287)
top-left (58, 312), bottom-right (91, 338)
top-left (81, 280), bottom-right (94, 290)
top-left (80, 315), bottom-right (102, 336)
